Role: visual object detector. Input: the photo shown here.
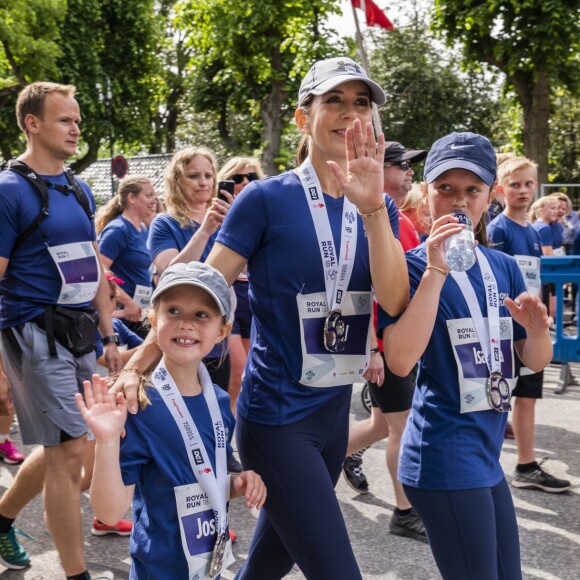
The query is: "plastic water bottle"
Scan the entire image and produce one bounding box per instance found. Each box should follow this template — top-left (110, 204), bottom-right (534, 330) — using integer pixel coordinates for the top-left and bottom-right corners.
top-left (445, 210), bottom-right (476, 272)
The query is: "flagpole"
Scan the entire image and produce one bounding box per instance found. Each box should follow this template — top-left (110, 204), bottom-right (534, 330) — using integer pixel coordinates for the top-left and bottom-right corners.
top-left (351, 1), bottom-right (383, 134)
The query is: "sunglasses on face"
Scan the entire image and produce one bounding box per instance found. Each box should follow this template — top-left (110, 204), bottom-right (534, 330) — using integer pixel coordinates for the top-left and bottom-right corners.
top-left (231, 172), bottom-right (258, 184)
top-left (384, 161), bottom-right (412, 171)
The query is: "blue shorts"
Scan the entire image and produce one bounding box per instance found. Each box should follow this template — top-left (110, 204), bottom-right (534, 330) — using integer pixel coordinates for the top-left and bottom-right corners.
top-left (231, 280), bottom-right (252, 338)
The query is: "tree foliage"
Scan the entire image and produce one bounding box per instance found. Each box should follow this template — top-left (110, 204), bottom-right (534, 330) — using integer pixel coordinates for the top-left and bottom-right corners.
top-left (368, 18), bottom-right (499, 155)
top-left (432, 0), bottom-right (580, 183)
top-left (0, 0), bottom-right (65, 159)
top-left (0, 0), bottom-right (159, 171)
top-left (179, 0), bottom-right (348, 173)
top-left (57, 0), bottom-right (159, 172)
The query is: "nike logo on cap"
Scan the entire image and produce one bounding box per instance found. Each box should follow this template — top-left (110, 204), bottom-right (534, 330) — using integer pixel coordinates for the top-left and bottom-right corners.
top-left (450, 144), bottom-right (475, 150)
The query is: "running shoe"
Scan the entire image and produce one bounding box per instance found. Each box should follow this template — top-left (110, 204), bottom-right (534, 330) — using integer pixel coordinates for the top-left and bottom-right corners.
top-left (342, 455), bottom-right (369, 494)
top-left (389, 509), bottom-right (428, 543)
top-left (512, 459), bottom-right (571, 493)
top-left (0, 439), bottom-right (25, 464)
top-left (0, 525), bottom-right (32, 569)
top-left (91, 517), bottom-right (132, 536)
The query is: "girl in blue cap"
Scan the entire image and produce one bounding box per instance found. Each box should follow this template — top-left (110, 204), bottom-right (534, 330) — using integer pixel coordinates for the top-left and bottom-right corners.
top-left (378, 132), bottom-right (553, 580)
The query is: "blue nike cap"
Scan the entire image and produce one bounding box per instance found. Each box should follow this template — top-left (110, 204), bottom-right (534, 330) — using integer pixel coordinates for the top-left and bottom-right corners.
top-left (424, 132), bottom-right (497, 186)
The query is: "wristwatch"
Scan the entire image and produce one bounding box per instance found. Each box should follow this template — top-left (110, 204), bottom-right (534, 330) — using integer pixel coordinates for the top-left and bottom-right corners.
top-left (370, 347), bottom-right (381, 356)
top-left (102, 333), bottom-right (120, 345)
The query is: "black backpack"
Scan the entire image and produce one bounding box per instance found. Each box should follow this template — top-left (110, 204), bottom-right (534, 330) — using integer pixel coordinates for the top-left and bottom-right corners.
top-left (1, 159), bottom-right (94, 249)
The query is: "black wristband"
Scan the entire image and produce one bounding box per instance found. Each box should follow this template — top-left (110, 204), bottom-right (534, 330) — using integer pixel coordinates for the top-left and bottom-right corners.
top-left (102, 333), bottom-right (119, 345)
top-left (370, 347), bottom-right (380, 355)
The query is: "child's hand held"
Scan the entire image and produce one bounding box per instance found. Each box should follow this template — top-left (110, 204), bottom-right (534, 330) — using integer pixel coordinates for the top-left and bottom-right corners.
top-left (233, 470), bottom-right (267, 510)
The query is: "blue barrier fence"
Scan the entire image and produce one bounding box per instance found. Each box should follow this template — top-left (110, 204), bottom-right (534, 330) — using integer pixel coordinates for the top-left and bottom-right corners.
top-left (540, 256), bottom-right (580, 393)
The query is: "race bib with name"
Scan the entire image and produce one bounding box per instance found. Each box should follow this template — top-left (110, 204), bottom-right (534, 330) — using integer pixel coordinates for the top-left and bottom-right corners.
top-left (175, 483), bottom-right (234, 579)
top-left (514, 255), bottom-right (541, 297)
top-left (447, 317), bottom-right (516, 413)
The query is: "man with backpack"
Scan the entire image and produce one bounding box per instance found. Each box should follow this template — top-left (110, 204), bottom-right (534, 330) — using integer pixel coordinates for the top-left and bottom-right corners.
top-left (0, 82), bottom-right (122, 579)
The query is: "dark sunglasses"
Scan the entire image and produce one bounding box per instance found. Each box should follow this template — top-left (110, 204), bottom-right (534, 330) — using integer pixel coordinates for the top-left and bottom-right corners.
top-left (231, 172), bottom-right (258, 184)
top-left (384, 160), bottom-right (412, 171)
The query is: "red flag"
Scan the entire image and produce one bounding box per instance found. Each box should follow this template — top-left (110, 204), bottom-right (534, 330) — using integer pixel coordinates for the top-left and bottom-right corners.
top-left (351, 0), bottom-right (394, 30)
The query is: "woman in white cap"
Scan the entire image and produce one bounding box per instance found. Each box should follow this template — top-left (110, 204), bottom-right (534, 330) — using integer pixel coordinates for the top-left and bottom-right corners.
top-left (204, 57), bottom-right (408, 578)
top-left (378, 132), bottom-right (552, 579)
top-left (114, 56), bottom-right (408, 578)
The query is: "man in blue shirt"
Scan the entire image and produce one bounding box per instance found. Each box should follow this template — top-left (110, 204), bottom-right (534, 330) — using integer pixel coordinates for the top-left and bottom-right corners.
top-left (0, 82), bottom-right (122, 578)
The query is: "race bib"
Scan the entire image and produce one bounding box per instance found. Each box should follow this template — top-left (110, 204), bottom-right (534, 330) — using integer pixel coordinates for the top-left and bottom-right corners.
top-left (47, 241), bottom-right (100, 305)
top-left (133, 284), bottom-right (153, 309)
top-left (175, 483), bottom-right (234, 579)
top-left (514, 255), bottom-right (541, 297)
top-left (447, 317), bottom-right (516, 413)
top-left (297, 291), bottom-right (372, 388)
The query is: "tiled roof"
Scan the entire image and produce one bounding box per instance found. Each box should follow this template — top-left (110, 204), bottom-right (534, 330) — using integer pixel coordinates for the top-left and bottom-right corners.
top-left (78, 154), bottom-right (172, 206)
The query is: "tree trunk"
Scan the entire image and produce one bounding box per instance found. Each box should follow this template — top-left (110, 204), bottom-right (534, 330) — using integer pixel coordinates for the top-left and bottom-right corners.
top-left (510, 68), bottom-right (550, 186)
top-left (70, 144), bottom-right (99, 174)
top-left (259, 79), bottom-right (286, 176)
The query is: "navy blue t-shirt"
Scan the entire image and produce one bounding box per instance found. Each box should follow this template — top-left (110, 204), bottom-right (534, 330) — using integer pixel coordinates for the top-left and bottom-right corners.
top-left (378, 245), bottom-right (527, 490)
top-left (98, 216), bottom-right (152, 299)
top-left (121, 385), bottom-right (234, 579)
top-left (217, 170), bottom-right (400, 425)
top-left (0, 169), bottom-right (96, 328)
top-left (487, 213), bottom-right (542, 258)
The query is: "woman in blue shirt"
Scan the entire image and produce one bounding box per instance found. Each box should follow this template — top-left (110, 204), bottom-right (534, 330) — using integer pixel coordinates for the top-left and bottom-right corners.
top-left (97, 176), bottom-right (158, 338)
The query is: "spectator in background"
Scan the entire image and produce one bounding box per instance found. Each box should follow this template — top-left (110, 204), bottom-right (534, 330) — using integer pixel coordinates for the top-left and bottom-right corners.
top-left (485, 151), bottom-right (515, 223)
top-left (400, 183), bottom-right (432, 242)
top-left (216, 157), bottom-right (265, 418)
top-left (530, 196), bottom-right (561, 319)
top-left (147, 147), bottom-right (232, 390)
top-left (96, 176), bottom-right (158, 338)
top-left (550, 192), bottom-right (577, 255)
top-left (0, 356), bottom-right (25, 465)
top-left (487, 156), bottom-right (570, 494)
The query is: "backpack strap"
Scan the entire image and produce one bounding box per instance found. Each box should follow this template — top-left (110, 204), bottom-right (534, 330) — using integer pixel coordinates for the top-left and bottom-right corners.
top-left (2, 159), bottom-right (51, 247)
top-left (1, 159), bottom-right (94, 249)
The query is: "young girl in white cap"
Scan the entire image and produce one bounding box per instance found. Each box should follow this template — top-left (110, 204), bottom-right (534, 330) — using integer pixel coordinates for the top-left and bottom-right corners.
top-left (77, 262), bottom-right (266, 579)
top-left (379, 132), bottom-right (552, 579)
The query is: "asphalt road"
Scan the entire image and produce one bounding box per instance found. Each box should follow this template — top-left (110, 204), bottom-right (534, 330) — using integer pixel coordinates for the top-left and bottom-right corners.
top-left (1, 361), bottom-right (578, 579)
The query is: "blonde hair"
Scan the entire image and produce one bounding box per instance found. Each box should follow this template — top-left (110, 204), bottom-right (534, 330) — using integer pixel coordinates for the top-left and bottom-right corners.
top-left (95, 175), bottom-right (153, 234)
top-left (217, 156), bottom-right (265, 182)
top-left (16, 82), bottom-right (76, 133)
top-left (399, 183), bottom-right (431, 234)
top-left (164, 147), bottom-right (218, 227)
top-left (496, 152), bottom-right (516, 167)
top-left (529, 196), bottom-right (558, 222)
top-left (548, 191), bottom-right (572, 209)
top-left (497, 156), bottom-right (538, 186)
